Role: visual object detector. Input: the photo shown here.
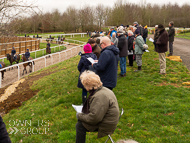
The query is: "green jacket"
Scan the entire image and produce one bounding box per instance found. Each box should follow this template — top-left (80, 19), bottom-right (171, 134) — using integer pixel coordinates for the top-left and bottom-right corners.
top-left (135, 35), bottom-right (144, 55)
top-left (78, 86), bottom-right (120, 138)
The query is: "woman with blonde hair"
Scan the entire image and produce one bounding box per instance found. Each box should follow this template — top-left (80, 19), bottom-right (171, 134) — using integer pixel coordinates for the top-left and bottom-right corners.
top-left (76, 71), bottom-right (120, 143)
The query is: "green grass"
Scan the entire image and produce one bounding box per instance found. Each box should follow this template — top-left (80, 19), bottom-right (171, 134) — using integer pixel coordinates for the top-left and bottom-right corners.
top-left (2, 37), bottom-right (190, 143)
top-left (175, 32), bottom-right (190, 40)
top-left (0, 43), bottom-right (66, 67)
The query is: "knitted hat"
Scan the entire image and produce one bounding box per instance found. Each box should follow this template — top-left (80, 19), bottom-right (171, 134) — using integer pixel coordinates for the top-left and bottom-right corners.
top-left (158, 24), bottom-right (165, 30)
top-left (83, 43), bottom-right (92, 53)
top-left (135, 29), bottom-right (140, 35)
top-left (144, 25), bottom-right (147, 28)
top-left (133, 22), bottom-right (138, 25)
top-left (117, 30), bottom-right (124, 34)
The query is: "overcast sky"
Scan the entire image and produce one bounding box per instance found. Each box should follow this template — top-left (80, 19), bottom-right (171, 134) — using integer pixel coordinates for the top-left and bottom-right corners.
top-left (36, 0), bottom-right (190, 13)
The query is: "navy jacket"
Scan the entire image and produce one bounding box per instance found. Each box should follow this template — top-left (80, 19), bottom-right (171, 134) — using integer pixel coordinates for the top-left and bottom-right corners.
top-left (0, 116), bottom-right (11, 143)
top-left (11, 49), bottom-right (16, 56)
top-left (77, 53), bottom-right (97, 88)
top-left (25, 52), bottom-right (30, 59)
top-left (93, 45), bottom-right (119, 89)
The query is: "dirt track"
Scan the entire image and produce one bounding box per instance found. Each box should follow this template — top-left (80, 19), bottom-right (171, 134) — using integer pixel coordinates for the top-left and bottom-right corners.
top-left (1, 44), bottom-right (80, 88)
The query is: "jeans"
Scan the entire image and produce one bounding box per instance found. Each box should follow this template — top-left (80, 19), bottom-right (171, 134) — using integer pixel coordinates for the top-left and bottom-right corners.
top-left (169, 41), bottom-right (173, 55)
top-left (76, 121), bottom-right (88, 143)
top-left (143, 37), bottom-right (147, 43)
top-left (120, 57), bottom-right (126, 75)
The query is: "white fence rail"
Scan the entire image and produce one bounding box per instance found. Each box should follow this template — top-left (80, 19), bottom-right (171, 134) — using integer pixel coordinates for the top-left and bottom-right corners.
top-left (0, 39), bottom-right (84, 88)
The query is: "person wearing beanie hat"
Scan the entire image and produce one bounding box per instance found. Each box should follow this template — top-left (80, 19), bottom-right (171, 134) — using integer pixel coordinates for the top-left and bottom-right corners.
top-left (134, 28), bottom-right (145, 71)
top-left (143, 25), bottom-right (148, 43)
top-left (168, 21), bottom-right (175, 57)
top-left (77, 43), bottom-right (97, 104)
top-left (156, 24), bottom-right (169, 75)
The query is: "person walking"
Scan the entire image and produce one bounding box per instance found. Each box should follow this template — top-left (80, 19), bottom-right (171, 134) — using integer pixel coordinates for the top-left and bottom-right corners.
top-left (134, 29), bottom-right (145, 71)
top-left (143, 25), bottom-right (148, 43)
top-left (117, 30), bottom-right (128, 77)
top-left (92, 37), bottom-right (119, 90)
top-left (156, 24), bottom-right (168, 75)
top-left (128, 30), bottom-right (135, 66)
top-left (77, 44), bottom-right (97, 104)
top-left (168, 21), bottom-right (175, 57)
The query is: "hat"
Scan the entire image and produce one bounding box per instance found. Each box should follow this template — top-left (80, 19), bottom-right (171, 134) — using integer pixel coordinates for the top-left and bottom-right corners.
top-left (83, 43), bottom-right (92, 53)
top-left (133, 22), bottom-right (138, 25)
top-left (111, 27), bottom-right (114, 29)
top-left (117, 30), bottom-right (124, 34)
top-left (169, 21), bottom-right (174, 26)
top-left (158, 24), bottom-right (165, 30)
top-left (144, 25), bottom-right (147, 28)
top-left (87, 39), bottom-right (96, 44)
top-left (135, 29), bottom-right (140, 35)
top-left (27, 49), bottom-right (29, 51)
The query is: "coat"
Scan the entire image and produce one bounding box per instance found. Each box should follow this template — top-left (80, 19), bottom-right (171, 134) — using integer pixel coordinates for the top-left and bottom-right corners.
top-left (143, 28), bottom-right (148, 38)
top-left (118, 34), bottom-right (128, 57)
top-left (92, 44), bottom-right (101, 59)
top-left (111, 37), bottom-right (118, 47)
top-left (156, 29), bottom-right (168, 53)
top-left (93, 45), bottom-right (119, 89)
top-left (11, 49), bottom-right (16, 56)
top-left (25, 52), bottom-right (30, 59)
top-left (154, 29), bottom-right (160, 41)
top-left (128, 35), bottom-right (135, 52)
top-left (168, 26), bottom-right (175, 42)
top-left (77, 53), bottom-right (97, 88)
top-left (0, 116), bottom-right (11, 143)
top-left (78, 86), bottom-right (120, 138)
top-left (135, 24), bottom-right (143, 36)
top-left (135, 35), bottom-right (144, 55)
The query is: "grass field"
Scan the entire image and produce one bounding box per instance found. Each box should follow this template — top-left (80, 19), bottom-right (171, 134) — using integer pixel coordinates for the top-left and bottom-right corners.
top-left (2, 37), bottom-right (190, 143)
top-left (175, 32), bottom-right (190, 40)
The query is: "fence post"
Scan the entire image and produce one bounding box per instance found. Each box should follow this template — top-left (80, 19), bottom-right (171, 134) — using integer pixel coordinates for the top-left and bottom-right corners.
top-left (18, 65), bottom-right (20, 81)
top-left (35, 51), bottom-right (37, 59)
top-left (71, 49), bottom-right (72, 58)
top-left (51, 55), bottom-right (53, 65)
top-left (59, 45), bottom-right (60, 51)
top-left (44, 56), bottom-right (46, 67)
top-left (59, 53), bottom-right (60, 62)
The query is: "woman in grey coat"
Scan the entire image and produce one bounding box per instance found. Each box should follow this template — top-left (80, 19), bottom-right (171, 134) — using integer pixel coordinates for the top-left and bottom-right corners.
top-left (111, 32), bottom-right (118, 47)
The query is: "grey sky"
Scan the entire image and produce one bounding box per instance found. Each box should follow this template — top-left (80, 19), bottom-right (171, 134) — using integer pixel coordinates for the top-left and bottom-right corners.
top-left (36, 0), bottom-right (190, 13)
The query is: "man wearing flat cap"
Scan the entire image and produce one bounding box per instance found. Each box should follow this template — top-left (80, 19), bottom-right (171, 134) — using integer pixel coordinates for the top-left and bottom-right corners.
top-left (156, 24), bottom-right (168, 75)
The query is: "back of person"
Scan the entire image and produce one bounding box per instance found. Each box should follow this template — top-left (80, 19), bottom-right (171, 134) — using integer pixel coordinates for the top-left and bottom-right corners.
top-left (93, 45), bottom-right (119, 89)
top-left (156, 29), bottom-right (168, 53)
top-left (135, 35), bottom-right (144, 54)
top-left (118, 34), bottom-right (128, 57)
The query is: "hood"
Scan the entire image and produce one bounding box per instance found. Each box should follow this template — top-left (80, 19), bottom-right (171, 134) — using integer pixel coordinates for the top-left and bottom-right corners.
top-left (102, 45), bottom-right (119, 55)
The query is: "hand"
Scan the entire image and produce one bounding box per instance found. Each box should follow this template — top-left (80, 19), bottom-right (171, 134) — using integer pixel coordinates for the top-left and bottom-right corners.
top-left (94, 60), bottom-right (98, 63)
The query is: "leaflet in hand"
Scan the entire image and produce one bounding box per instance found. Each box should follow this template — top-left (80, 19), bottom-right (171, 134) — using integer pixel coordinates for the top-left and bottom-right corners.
top-left (87, 58), bottom-right (97, 64)
top-left (72, 104), bottom-right (83, 113)
top-left (149, 38), bottom-right (154, 42)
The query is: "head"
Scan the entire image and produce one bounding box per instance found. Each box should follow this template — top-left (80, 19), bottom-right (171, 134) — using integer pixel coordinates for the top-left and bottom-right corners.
top-left (83, 43), bottom-right (92, 53)
top-left (135, 29), bottom-right (140, 36)
top-left (112, 32), bottom-right (116, 38)
top-left (87, 39), bottom-right (96, 48)
top-left (132, 27), bottom-right (137, 33)
top-left (12, 47), bottom-right (15, 50)
top-left (80, 71), bottom-right (103, 91)
top-left (111, 27), bottom-right (114, 31)
top-left (26, 49), bottom-right (29, 52)
top-left (117, 30), bottom-right (124, 36)
top-left (124, 32), bottom-right (128, 37)
top-left (128, 30), bottom-right (134, 36)
top-left (96, 38), bottom-right (100, 44)
top-left (144, 25), bottom-right (147, 29)
top-left (133, 22), bottom-right (138, 26)
top-left (158, 24), bottom-right (165, 31)
top-left (169, 21), bottom-right (174, 27)
top-left (155, 25), bottom-right (158, 30)
top-left (100, 36), bottom-right (111, 49)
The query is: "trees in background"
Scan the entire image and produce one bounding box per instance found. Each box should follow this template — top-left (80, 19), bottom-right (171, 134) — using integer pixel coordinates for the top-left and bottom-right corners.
top-left (7, 2), bottom-right (190, 34)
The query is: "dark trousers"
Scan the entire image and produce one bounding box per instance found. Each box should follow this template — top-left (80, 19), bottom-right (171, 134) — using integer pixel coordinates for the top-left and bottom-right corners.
top-left (128, 55), bottom-right (133, 66)
top-left (76, 121), bottom-right (88, 143)
top-left (169, 41), bottom-right (173, 55)
top-left (143, 37), bottom-right (147, 43)
top-left (82, 88), bottom-right (87, 104)
top-left (106, 87), bottom-right (113, 90)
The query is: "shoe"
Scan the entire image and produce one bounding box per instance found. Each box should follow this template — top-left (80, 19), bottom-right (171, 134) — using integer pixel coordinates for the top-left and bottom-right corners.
top-left (119, 73), bottom-right (126, 77)
top-left (167, 54), bottom-right (173, 57)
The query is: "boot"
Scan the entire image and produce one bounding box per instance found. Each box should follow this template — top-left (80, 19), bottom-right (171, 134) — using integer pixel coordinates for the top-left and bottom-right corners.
top-left (138, 66), bottom-right (142, 71)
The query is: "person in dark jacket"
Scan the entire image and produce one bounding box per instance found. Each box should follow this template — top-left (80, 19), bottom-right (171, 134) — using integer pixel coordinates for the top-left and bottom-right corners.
top-left (0, 116), bottom-right (12, 143)
top-left (77, 43), bottom-right (97, 104)
top-left (153, 25), bottom-right (159, 51)
top-left (143, 25), bottom-right (148, 43)
top-left (168, 21), bottom-right (175, 57)
top-left (128, 30), bottom-right (135, 66)
top-left (156, 24), bottom-right (168, 74)
top-left (92, 37), bottom-right (119, 90)
top-left (87, 39), bottom-right (101, 59)
top-left (133, 22), bottom-right (143, 36)
top-left (11, 47), bottom-right (17, 60)
top-left (117, 30), bottom-right (128, 77)
top-left (25, 49), bottom-right (30, 60)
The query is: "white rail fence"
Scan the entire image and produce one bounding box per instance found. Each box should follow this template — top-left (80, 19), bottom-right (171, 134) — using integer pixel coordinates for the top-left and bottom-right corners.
top-left (0, 39), bottom-right (85, 88)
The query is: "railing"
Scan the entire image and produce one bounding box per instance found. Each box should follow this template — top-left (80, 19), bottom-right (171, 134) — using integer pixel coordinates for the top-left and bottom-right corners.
top-left (0, 39), bottom-right (84, 88)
